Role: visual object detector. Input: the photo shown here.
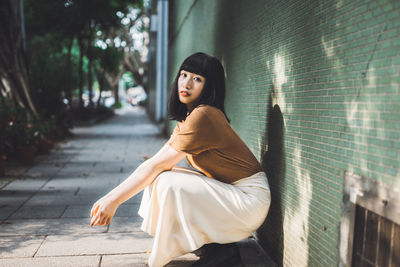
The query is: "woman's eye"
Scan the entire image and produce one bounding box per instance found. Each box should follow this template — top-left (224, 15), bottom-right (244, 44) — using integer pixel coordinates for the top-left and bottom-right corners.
top-left (194, 77), bottom-right (202, 82)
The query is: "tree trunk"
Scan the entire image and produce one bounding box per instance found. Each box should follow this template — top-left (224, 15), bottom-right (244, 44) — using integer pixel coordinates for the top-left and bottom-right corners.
top-left (77, 35), bottom-right (84, 109)
top-left (113, 84), bottom-right (119, 105)
top-left (65, 36), bottom-right (74, 107)
top-left (88, 58), bottom-right (93, 107)
top-left (123, 52), bottom-right (148, 94)
top-left (96, 69), bottom-right (105, 106)
top-left (0, 0), bottom-right (38, 116)
top-left (105, 72), bottom-right (122, 106)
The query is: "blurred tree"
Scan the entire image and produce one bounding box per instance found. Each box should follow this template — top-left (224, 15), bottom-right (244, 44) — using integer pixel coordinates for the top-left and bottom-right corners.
top-left (24, 0), bottom-right (142, 112)
top-left (0, 0), bottom-right (146, 163)
top-left (97, 47), bottom-right (124, 105)
top-left (121, 10), bottom-right (149, 94)
top-left (94, 6), bottom-right (149, 95)
top-left (86, 46), bottom-right (95, 107)
top-left (0, 0), bottom-right (39, 117)
top-left (28, 34), bottom-right (79, 117)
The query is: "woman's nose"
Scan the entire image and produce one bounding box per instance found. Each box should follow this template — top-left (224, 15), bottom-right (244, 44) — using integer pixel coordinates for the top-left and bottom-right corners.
top-left (183, 78), bottom-right (192, 88)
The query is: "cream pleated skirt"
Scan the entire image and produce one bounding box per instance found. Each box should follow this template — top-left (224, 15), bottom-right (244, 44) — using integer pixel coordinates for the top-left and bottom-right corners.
top-left (138, 169), bottom-right (271, 267)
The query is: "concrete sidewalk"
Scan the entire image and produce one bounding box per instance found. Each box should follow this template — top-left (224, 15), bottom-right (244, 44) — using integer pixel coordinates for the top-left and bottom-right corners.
top-left (0, 106), bottom-right (198, 267)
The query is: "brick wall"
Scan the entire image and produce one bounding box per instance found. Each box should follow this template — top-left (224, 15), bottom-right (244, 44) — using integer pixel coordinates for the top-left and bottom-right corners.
top-left (167, 0), bottom-right (400, 266)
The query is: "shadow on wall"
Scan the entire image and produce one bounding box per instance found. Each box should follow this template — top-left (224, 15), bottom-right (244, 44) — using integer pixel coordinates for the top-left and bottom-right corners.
top-left (257, 91), bottom-right (285, 266)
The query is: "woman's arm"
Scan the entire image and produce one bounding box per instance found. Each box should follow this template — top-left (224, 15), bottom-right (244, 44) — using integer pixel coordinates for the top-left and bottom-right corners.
top-left (90, 143), bottom-right (187, 227)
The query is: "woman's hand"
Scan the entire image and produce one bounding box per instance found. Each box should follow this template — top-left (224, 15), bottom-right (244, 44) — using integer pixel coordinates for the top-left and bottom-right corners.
top-left (88, 144), bottom-right (186, 228)
top-left (89, 196), bottom-right (120, 227)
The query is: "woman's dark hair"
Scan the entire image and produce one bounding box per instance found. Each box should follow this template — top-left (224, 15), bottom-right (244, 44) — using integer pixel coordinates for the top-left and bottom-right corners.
top-left (168, 52), bottom-right (230, 122)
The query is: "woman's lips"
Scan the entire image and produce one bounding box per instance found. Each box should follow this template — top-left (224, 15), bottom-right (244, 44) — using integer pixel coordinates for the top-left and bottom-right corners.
top-left (180, 91), bottom-right (190, 97)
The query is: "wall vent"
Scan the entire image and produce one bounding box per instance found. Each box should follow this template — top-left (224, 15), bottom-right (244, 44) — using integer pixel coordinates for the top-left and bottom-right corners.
top-left (340, 172), bottom-right (400, 267)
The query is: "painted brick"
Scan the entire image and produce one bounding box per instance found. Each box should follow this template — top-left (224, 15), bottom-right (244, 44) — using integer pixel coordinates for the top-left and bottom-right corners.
top-left (167, 0), bottom-right (400, 266)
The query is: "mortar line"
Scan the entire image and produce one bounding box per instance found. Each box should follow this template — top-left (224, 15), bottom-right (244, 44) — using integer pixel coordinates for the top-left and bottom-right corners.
top-left (32, 235), bottom-right (47, 258)
top-left (58, 205), bottom-right (69, 218)
top-left (98, 255), bottom-right (103, 267)
top-left (74, 187), bottom-right (81, 196)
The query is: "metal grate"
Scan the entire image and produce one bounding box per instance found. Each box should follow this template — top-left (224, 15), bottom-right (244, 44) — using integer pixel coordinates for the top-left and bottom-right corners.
top-left (340, 172), bottom-right (400, 267)
top-left (352, 205), bottom-right (400, 267)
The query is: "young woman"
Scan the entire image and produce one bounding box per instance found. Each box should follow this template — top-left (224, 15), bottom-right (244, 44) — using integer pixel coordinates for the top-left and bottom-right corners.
top-left (90, 52), bottom-right (271, 267)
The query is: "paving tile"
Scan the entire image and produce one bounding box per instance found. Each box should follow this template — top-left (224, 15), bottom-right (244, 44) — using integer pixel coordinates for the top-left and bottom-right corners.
top-left (0, 218), bottom-right (107, 236)
top-left (124, 192), bottom-right (143, 204)
top-left (36, 232), bottom-right (153, 256)
top-left (115, 203), bottom-right (140, 217)
top-left (0, 205), bottom-right (20, 221)
top-left (75, 187), bottom-right (114, 196)
top-left (0, 235), bottom-right (45, 258)
top-left (43, 177), bottom-right (91, 189)
top-left (9, 205), bottom-right (66, 219)
top-left (0, 255), bottom-right (100, 267)
top-left (61, 204), bottom-right (92, 218)
top-left (62, 160), bottom-right (95, 169)
top-left (0, 192), bottom-right (31, 207)
top-left (24, 164), bottom-right (62, 178)
top-left (1, 178), bottom-right (48, 191)
top-left (83, 172), bottom-right (123, 181)
top-left (75, 181), bottom-right (122, 195)
top-left (55, 168), bottom-right (93, 178)
top-left (37, 186), bottom-right (78, 195)
top-left (61, 203), bottom-right (139, 219)
top-left (107, 216), bottom-right (143, 233)
top-left (101, 253), bottom-right (149, 267)
top-left (101, 253), bottom-right (199, 267)
top-left (42, 156), bottom-right (69, 165)
top-left (0, 178), bottom-right (15, 189)
top-left (23, 193), bottom-right (103, 206)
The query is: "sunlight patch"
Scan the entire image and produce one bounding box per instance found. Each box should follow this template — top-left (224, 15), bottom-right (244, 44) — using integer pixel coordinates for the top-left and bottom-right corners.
top-left (270, 53), bottom-right (292, 115)
top-left (283, 146), bottom-right (312, 267)
top-left (322, 35), bottom-right (335, 58)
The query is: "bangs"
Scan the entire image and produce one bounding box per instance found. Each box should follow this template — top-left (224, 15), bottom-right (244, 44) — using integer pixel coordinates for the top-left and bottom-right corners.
top-left (180, 54), bottom-right (209, 77)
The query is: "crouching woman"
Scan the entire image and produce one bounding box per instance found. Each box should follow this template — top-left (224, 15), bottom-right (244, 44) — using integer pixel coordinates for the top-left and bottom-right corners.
top-left (89, 52), bottom-right (271, 267)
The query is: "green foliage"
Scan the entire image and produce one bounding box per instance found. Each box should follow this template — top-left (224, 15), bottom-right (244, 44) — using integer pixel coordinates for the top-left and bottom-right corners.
top-left (0, 99), bottom-right (33, 149)
top-left (111, 101), bottom-right (123, 109)
top-left (0, 96), bottom-right (58, 156)
top-left (122, 72), bottom-right (135, 87)
top-left (0, 98), bottom-right (15, 155)
top-left (29, 34), bottom-right (78, 117)
top-left (24, 0), bottom-right (143, 114)
top-left (24, 0), bottom-right (140, 39)
top-left (95, 46), bottom-right (124, 75)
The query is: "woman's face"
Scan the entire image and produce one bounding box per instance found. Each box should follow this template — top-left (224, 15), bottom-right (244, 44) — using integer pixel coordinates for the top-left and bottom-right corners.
top-left (177, 70), bottom-right (206, 110)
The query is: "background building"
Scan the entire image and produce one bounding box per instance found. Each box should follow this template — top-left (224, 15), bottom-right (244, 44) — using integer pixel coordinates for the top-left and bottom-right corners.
top-left (146, 0), bottom-right (169, 128)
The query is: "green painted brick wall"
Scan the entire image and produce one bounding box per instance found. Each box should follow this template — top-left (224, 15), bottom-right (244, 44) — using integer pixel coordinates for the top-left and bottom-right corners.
top-left (166, 0), bottom-right (400, 266)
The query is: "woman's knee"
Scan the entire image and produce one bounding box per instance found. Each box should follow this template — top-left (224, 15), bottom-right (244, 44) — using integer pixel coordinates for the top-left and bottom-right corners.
top-left (155, 171), bottom-right (179, 193)
top-left (155, 171), bottom-right (195, 194)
